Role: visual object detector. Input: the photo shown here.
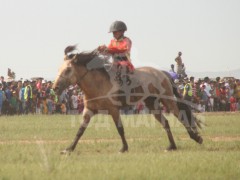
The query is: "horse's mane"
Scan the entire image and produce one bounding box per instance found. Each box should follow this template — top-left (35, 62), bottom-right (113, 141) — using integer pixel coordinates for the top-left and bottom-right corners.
top-left (64, 45), bottom-right (109, 79)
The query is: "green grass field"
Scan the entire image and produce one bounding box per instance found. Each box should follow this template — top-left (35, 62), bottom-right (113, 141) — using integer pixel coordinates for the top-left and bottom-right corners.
top-left (0, 113), bottom-right (240, 180)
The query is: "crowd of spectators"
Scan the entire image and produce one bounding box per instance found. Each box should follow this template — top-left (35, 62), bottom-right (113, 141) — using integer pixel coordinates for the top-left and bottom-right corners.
top-left (0, 76), bottom-right (84, 115)
top-left (176, 76), bottom-right (240, 112)
top-left (0, 74), bottom-right (240, 116)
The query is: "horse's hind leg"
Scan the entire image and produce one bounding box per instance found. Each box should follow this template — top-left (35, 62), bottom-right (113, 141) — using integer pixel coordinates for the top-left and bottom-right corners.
top-left (145, 98), bottom-right (177, 151)
top-left (166, 100), bottom-right (203, 144)
top-left (61, 109), bottom-right (94, 154)
top-left (111, 110), bottom-right (128, 153)
top-left (153, 111), bottom-right (177, 151)
top-left (176, 101), bottom-right (203, 144)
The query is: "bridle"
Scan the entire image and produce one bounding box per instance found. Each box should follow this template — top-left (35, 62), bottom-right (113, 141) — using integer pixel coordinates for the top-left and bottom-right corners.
top-left (78, 69), bottom-right (89, 82)
top-left (57, 69), bottom-right (89, 84)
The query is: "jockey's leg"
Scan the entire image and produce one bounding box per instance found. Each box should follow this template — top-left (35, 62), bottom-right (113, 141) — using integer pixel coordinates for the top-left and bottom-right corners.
top-left (114, 64), bottom-right (123, 86)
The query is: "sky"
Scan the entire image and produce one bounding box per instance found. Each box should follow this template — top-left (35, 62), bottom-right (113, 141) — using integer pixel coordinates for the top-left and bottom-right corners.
top-left (0, 0), bottom-right (240, 80)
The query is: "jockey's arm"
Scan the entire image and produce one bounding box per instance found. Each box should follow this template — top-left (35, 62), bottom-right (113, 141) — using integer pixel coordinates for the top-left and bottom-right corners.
top-left (106, 47), bottom-right (127, 54)
top-left (98, 45), bottom-right (127, 54)
top-left (107, 38), bottom-right (131, 54)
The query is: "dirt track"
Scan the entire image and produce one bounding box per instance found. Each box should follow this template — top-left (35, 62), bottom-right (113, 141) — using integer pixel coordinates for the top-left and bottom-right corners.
top-left (1, 136), bottom-right (240, 145)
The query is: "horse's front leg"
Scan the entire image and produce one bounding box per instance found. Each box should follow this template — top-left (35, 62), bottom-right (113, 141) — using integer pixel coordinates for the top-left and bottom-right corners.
top-left (111, 110), bottom-right (128, 153)
top-left (61, 109), bottom-right (94, 154)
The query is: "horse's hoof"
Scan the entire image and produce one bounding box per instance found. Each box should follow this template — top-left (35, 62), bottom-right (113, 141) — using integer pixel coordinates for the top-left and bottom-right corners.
top-left (119, 147), bottom-right (128, 153)
top-left (165, 145), bottom-right (177, 152)
top-left (198, 137), bottom-right (203, 144)
top-left (60, 149), bottom-right (71, 155)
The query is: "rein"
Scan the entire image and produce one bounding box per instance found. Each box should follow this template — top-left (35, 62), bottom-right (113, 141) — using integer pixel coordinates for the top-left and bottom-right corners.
top-left (78, 69), bottom-right (89, 82)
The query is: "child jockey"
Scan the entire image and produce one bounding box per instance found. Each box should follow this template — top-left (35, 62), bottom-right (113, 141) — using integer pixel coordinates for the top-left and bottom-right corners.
top-left (98, 21), bottom-right (134, 85)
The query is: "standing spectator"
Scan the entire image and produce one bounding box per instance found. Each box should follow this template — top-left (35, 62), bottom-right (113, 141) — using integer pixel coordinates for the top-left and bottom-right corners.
top-left (192, 79), bottom-right (197, 98)
top-left (203, 77), bottom-right (212, 111)
top-left (170, 64), bottom-right (175, 73)
top-left (175, 52), bottom-right (187, 78)
top-left (226, 82), bottom-right (235, 111)
top-left (71, 90), bottom-right (78, 114)
top-left (9, 91), bottom-right (18, 114)
top-left (0, 76), bottom-right (3, 84)
top-left (59, 89), bottom-right (69, 114)
top-left (219, 81), bottom-right (227, 111)
top-left (199, 84), bottom-right (208, 112)
top-left (203, 77), bottom-right (212, 96)
top-left (35, 87), bottom-right (42, 114)
top-left (234, 79), bottom-right (240, 103)
top-left (46, 81), bottom-right (57, 105)
top-left (192, 79), bottom-right (201, 112)
top-left (24, 80), bottom-right (33, 114)
top-left (212, 77), bottom-right (221, 111)
top-left (42, 96), bottom-right (48, 114)
top-left (5, 83), bottom-right (12, 102)
top-left (21, 81), bottom-right (26, 114)
top-left (0, 83), bottom-right (6, 115)
top-left (183, 77), bottom-right (194, 102)
top-left (61, 100), bottom-right (67, 114)
top-left (237, 99), bottom-right (240, 111)
top-left (168, 64), bottom-right (178, 81)
top-left (46, 95), bottom-right (53, 114)
top-left (16, 80), bottom-right (24, 114)
top-left (0, 76), bottom-right (6, 90)
top-left (229, 95), bottom-right (237, 111)
top-left (78, 92), bottom-right (84, 114)
top-left (36, 79), bottom-right (42, 91)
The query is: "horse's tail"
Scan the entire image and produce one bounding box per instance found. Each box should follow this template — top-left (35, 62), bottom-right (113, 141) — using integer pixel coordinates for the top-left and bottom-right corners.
top-left (162, 71), bottom-right (203, 130)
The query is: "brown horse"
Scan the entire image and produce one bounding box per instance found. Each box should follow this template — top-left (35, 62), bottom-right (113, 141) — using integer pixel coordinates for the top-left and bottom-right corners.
top-left (53, 45), bottom-right (203, 154)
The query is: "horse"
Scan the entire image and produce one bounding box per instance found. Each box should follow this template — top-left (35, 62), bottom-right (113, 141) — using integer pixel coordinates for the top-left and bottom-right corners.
top-left (53, 45), bottom-right (203, 154)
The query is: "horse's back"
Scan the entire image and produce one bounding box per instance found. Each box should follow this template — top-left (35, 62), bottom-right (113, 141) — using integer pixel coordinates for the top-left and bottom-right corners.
top-left (135, 67), bottom-right (172, 86)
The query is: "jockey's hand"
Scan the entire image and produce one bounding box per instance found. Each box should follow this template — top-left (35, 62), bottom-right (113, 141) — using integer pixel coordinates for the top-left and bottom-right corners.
top-left (98, 45), bottom-right (107, 52)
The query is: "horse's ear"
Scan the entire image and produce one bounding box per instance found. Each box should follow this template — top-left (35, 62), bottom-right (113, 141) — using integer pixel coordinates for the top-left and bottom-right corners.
top-left (64, 55), bottom-right (68, 61)
top-left (71, 54), bottom-right (78, 64)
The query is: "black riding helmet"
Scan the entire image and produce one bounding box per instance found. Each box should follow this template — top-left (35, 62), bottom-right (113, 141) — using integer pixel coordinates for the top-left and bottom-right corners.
top-left (109, 21), bottom-right (127, 33)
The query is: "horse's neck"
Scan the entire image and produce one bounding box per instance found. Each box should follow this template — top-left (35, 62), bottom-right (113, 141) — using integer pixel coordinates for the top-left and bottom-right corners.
top-left (78, 70), bottom-right (112, 98)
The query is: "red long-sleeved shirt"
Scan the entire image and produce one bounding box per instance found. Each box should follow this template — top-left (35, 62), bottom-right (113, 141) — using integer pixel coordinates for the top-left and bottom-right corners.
top-left (107, 37), bottom-right (132, 56)
top-left (107, 36), bottom-right (134, 72)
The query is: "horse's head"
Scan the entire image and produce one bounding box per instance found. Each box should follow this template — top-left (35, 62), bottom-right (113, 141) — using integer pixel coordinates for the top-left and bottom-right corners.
top-left (53, 46), bottom-right (86, 95)
top-left (53, 45), bottom-right (104, 95)
top-left (53, 56), bottom-right (78, 95)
